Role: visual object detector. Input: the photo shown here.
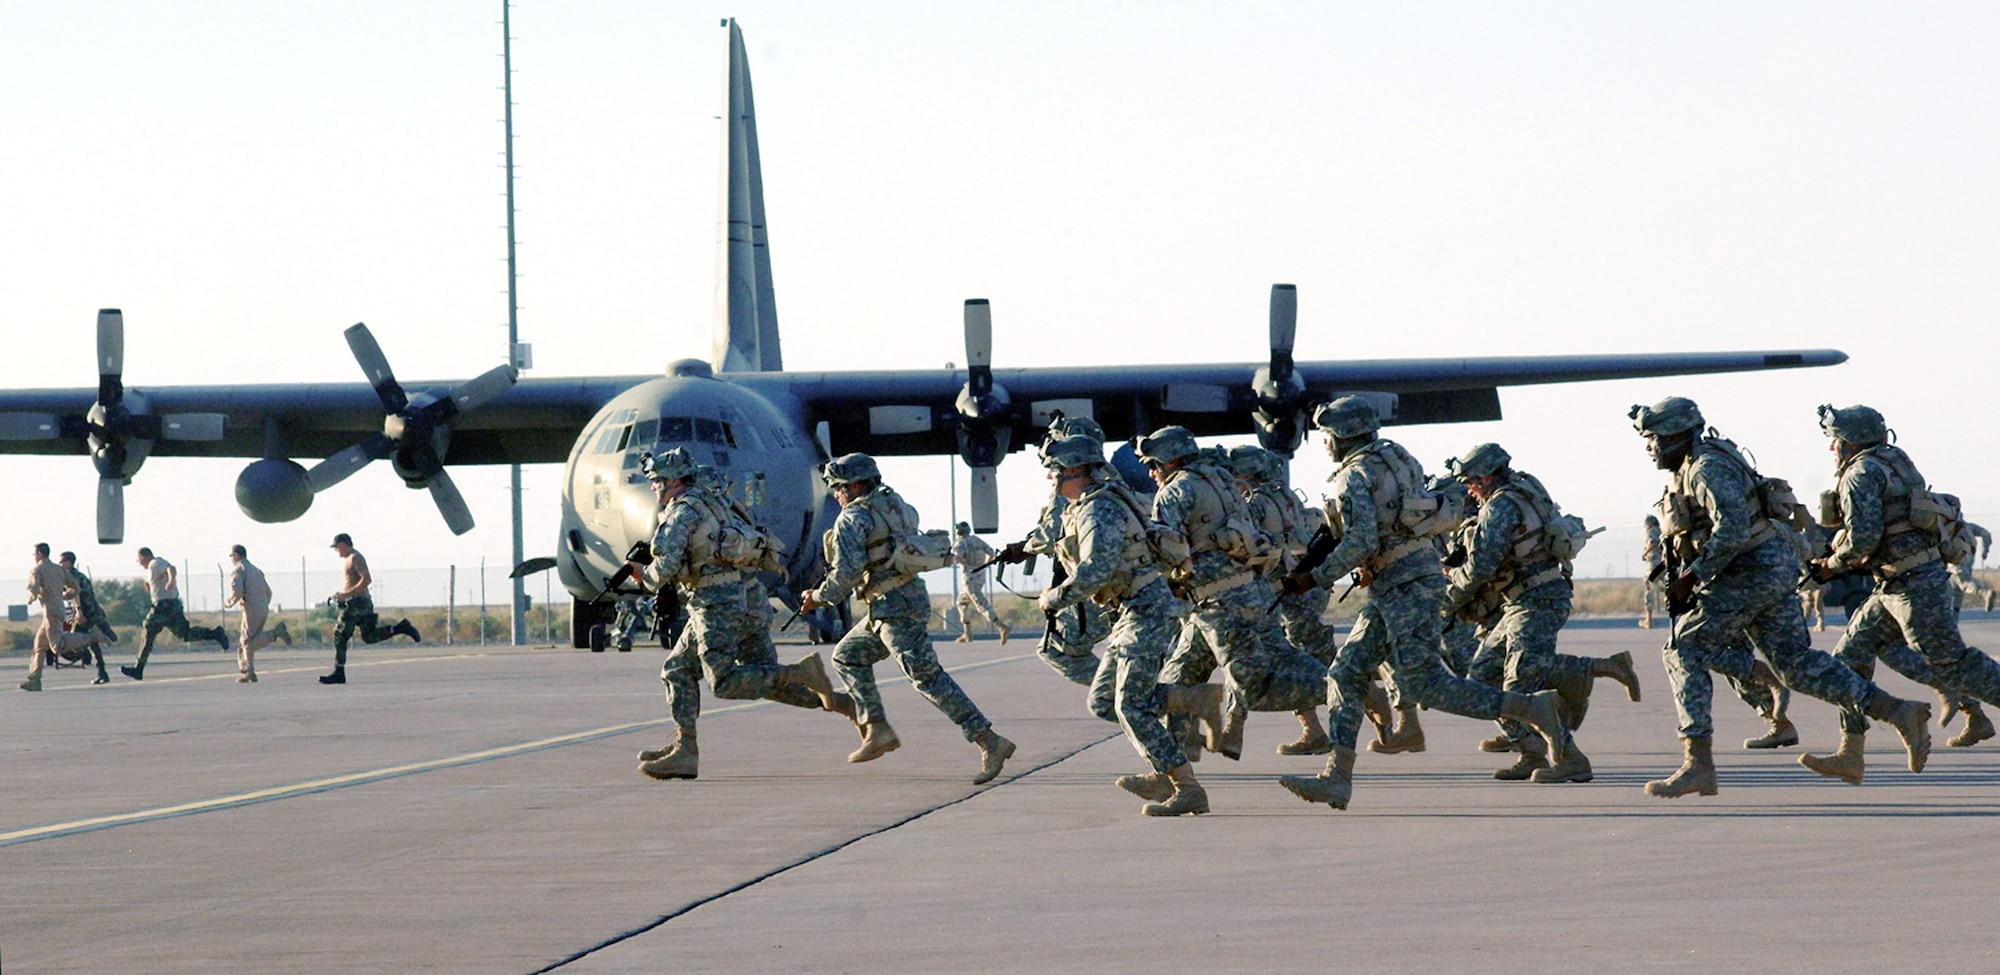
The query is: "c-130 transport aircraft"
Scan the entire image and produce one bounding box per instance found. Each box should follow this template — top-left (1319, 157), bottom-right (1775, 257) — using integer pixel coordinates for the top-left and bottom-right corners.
top-left (0, 19), bottom-right (1842, 646)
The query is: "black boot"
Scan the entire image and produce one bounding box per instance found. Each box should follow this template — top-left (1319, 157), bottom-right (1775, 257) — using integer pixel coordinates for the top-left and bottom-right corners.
top-left (394, 619), bottom-right (422, 642)
top-left (319, 667), bottom-right (346, 685)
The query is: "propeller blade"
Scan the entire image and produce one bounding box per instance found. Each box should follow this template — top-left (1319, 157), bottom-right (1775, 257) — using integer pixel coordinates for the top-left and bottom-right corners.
top-left (160, 413), bottom-right (226, 441)
top-left (97, 476), bottom-right (124, 545)
top-left (447, 363), bottom-right (517, 416)
top-left (428, 470), bottom-right (477, 536)
top-left (98, 309), bottom-right (125, 407)
top-left (969, 465), bottom-right (999, 534)
top-left (343, 323), bottom-right (408, 414)
top-left (306, 434), bottom-right (395, 493)
top-left (964, 300), bottom-right (992, 369)
top-left (1269, 283), bottom-right (1297, 384)
top-left (0, 413), bottom-right (63, 440)
top-left (509, 557), bottom-right (558, 579)
top-left (964, 299), bottom-right (993, 397)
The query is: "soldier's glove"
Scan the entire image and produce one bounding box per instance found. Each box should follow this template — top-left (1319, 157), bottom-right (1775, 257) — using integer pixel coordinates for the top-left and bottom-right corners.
top-left (623, 540), bottom-right (653, 564)
top-left (1353, 566), bottom-right (1375, 589)
top-left (998, 541), bottom-right (1030, 564)
top-left (1666, 571), bottom-right (1699, 616)
top-left (1809, 557), bottom-right (1837, 583)
top-left (1281, 572), bottom-right (1316, 596)
top-left (1441, 546), bottom-right (1468, 569)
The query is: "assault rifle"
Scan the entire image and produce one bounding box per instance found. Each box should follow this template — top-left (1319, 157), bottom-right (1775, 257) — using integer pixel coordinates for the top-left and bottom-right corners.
top-left (1649, 547), bottom-right (1694, 618)
top-left (596, 540), bottom-right (654, 602)
top-left (1271, 524), bottom-right (1346, 611)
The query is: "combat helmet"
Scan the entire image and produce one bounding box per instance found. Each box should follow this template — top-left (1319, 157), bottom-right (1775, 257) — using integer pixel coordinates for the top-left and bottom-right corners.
top-left (1313, 396), bottom-right (1381, 439)
top-left (1136, 426), bottom-right (1200, 467)
top-left (1046, 414), bottom-right (1106, 442)
top-left (955, 521), bottom-right (972, 535)
top-left (1041, 434), bottom-right (1106, 470)
top-left (1228, 444), bottom-right (1281, 482)
top-left (1817, 404), bottom-right (1887, 446)
top-left (821, 452), bottom-right (881, 485)
top-left (642, 446), bottom-right (699, 483)
top-left (1629, 397), bottom-right (1704, 437)
top-left (1451, 442), bottom-right (1511, 481)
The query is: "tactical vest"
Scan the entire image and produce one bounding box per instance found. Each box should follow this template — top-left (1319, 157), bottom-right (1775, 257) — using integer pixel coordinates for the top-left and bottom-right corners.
top-left (1330, 439), bottom-right (1457, 568)
top-left (1058, 479), bottom-right (1163, 605)
top-left (1492, 471), bottom-right (1565, 565)
top-left (826, 485), bottom-right (939, 598)
top-left (1656, 437), bottom-right (1778, 562)
top-left (1836, 444), bottom-right (1960, 574)
top-left (659, 491), bottom-right (724, 587)
top-left (1165, 463), bottom-right (1261, 562)
top-left (709, 491), bottom-right (786, 573)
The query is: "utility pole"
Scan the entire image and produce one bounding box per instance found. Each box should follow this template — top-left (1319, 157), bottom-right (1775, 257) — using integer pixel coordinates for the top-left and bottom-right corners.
top-left (502, 0), bottom-right (528, 646)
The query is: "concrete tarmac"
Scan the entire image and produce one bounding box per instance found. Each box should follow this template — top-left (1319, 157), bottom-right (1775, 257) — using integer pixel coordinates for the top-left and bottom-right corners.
top-left (5, 621), bottom-right (1999, 973)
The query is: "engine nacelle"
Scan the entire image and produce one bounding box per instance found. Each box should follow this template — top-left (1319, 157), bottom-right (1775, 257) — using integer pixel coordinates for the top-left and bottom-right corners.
top-left (236, 458), bottom-right (314, 522)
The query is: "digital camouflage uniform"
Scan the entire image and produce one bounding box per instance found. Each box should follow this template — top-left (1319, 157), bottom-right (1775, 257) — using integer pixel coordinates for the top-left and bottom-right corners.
top-left (653, 484), bottom-right (793, 734)
top-left (1044, 468), bottom-right (1187, 774)
top-left (1652, 436), bottom-right (1900, 741)
top-left (1313, 440), bottom-right (1522, 749)
top-left (1025, 492), bottom-right (1112, 685)
top-left (1154, 456), bottom-right (1325, 721)
top-left (1823, 441), bottom-right (2000, 736)
top-left (820, 484), bottom-right (993, 741)
top-left (1445, 468), bottom-right (1582, 764)
top-left (1236, 453), bottom-right (1337, 663)
top-left (951, 531), bottom-right (1007, 638)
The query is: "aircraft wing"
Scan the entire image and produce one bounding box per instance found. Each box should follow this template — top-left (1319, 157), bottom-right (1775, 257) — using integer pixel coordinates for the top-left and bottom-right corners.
top-left (0, 376), bottom-right (641, 464)
top-left (739, 348), bottom-right (1848, 457)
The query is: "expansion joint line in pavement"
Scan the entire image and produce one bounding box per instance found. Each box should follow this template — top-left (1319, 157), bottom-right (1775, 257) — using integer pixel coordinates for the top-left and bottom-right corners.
top-left (532, 723), bottom-right (1125, 973)
top-left (0, 651), bottom-right (1044, 850)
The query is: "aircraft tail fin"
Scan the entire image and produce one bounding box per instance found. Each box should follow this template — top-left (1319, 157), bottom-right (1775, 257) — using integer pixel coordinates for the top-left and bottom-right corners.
top-left (713, 18), bottom-right (783, 373)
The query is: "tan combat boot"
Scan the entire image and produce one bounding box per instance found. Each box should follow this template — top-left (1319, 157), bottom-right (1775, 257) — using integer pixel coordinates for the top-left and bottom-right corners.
top-left (639, 732), bottom-right (698, 780)
top-left (1163, 683), bottom-right (1227, 755)
top-left (1493, 735), bottom-right (1549, 781)
top-left (1280, 745), bottom-right (1356, 809)
top-left (1369, 706), bottom-right (1426, 754)
top-left (1363, 683), bottom-right (1394, 746)
top-left (955, 632), bottom-right (972, 643)
top-left (1751, 660), bottom-right (1790, 725)
top-left (1950, 702), bottom-right (1995, 748)
top-left (997, 624), bottom-right (1010, 646)
top-left (972, 728), bottom-right (1016, 784)
top-left (1116, 769), bottom-right (1175, 802)
top-left (1278, 708), bottom-right (1332, 756)
top-left (1554, 665), bottom-right (1594, 732)
top-left (848, 721), bottom-right (902, 763)
top-left (1499, 689), bottom-right (1569, 763)
top-left (1799, 731), bottom-right (1866, 785)
top-left (1217, 688), bottom-right (1247, 761)
top-left (1645, 735), bottom-right (1718, 797)
top-left (1141, 763), bottom-right (1209, 816)
top-left (637, 728), bottom-right (693, 763)
top-left (1865, 696), bottom-right (1932, 772)
top-left (1598, 650), bottom-right (1641, 702)
top-left (1478, 734), bottom-right (1516, 753)
top-left (1744, 717), bottom-right (1799, 749)
top-left (19, 675), bottom-right (41, 692)
top-left (1532, 739), bottom-right (1594, 784)
top-left (785, 652), bottom-right (837, 706)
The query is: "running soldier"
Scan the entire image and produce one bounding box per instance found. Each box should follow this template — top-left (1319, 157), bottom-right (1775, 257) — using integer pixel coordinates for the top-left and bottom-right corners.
top-left (1230, 444), bottom-right (1341, 754)
top-left (318, 534), bottom-right (420, 685)
top-left (120, 547), bottom-right (229, 681)
top-left (225, 544), bottom-right (291, 683)
top-left (1641, 515), bottom-right (1664, 628)
top-left (951, 522), bottom-right (1010, 644)
top-left (1039, 433), bottom-right (1218, 815)
top-left (1277, 397), bottom-right (1570, 810)
top-left (999, 415), bottom-right (1118, 686)
top-left (22, 543), bottom-right (105, 691)
top-left (58, 551), bottom-right (115, 686)
top-left (1630, 397), bottom-right (1928, 797)
top-left (632, 451), bottom-right (853, 780)
top-left (1804, 404), bottom-right (2000, 782)
top-left (1442, 444), bottom-right (1599, 783)
top-left (801, 453), bottom-right (1015, 784)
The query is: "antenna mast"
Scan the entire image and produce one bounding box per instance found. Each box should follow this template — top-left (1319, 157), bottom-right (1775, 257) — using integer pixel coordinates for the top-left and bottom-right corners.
top-left (504, 1), bottom-right (527, 646)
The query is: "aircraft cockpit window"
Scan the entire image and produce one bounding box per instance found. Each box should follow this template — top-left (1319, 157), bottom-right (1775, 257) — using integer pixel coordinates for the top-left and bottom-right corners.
top-left (659, 416), bottom-right (693, 444)
top-left (729, 422), bottom-right (764, 451)
top-left (592, 425), bottom-right (627, 455)
top-left (631, 419), bottom-right (659, 445)
top-left (695, 418), bottom-right (729, 446)
top-left (621, 452), bottom-right (642, 470)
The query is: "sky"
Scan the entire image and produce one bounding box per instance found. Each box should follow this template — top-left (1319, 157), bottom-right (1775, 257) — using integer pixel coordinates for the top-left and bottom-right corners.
top-left (4, 2), bottom-right (1999, 609)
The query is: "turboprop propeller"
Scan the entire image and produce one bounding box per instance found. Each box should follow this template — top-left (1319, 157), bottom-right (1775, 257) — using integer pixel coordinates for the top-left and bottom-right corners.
top-left (1251, 283), bottom-right (1311, 456)
top-left (0, 309), bottom-right (226, 543)
top-left (304, 323), bottom-right (516, 536)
